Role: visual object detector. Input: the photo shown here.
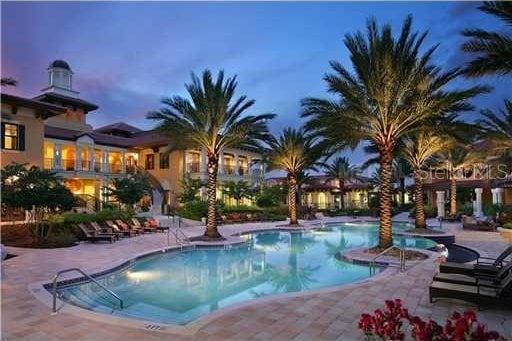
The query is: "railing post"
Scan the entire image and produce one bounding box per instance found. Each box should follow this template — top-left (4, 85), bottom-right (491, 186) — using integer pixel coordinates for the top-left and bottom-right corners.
top-left (52, 276), bottom-right (58, 314)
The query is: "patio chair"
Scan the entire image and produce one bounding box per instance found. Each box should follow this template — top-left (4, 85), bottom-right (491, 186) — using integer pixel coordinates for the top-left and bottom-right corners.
top-left (131, 217), bottom-right (162, 233)
top-left (105, 220), bottom-right (137, 237)
top-left (87, 222), bottom-right (121, 240)
top-left (439, 245), bottom-right (512, 276)
top-left (434, 261), bottom-right (512, 286)
top-left (77, 224), bottom-right (116, 244)
top-left (429, 271), bottom-right (512, 309)
top-left (115, 219), bottom-right (146, 234)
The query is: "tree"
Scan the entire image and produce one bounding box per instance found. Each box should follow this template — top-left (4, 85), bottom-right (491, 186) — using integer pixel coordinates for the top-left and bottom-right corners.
top-left (222, 180), bottom-right (252, 206)
top-left (477, 100), bottom-right (512, 163)
top-left (148, 70), bottom-right (275, 239)
top-left (1, 163), bottom-right (77, 241)
top-left (324, 157), bottom-right (362, 209)
top-left (302, 16), bottom-right (487, 248)
top-left (402, 132), bottom-right (446, 229)
top-left (107, 173), bottom-right (151, 207)
top-left (461, 1), bottom-right (512, 77)
top-left (266, 128), bottom-right (323, 225)
top-left (179, 173), bottom-right (203, 204)
top-left (437, 146), bottom-right (474, 217)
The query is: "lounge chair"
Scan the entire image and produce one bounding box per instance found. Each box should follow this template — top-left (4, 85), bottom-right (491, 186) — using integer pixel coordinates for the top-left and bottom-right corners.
top-left (105, 220), bottom-right (137, 237)
top-left (439, 245), bottom-right (512, 276)
top-left (429, 271), bottom-right (512, 309)
top-left (77, 224), bottom-right (116, 243)
top-left (88, 222), bottom-right (121, 240)
top-left (130, 218), bottom-right (160, 233)
top-left (434, 261), bottom-right (512, 286)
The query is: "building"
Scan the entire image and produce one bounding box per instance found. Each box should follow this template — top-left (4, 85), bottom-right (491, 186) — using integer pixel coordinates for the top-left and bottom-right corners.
top-left (1, 60), bottom-right (263, 214)
top-left (266, 175), bottom-right (373, 210)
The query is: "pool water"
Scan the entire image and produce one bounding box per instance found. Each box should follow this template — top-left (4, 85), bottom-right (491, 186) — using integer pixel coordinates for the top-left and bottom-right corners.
top-left (56, 222), bottom-right (437, 325)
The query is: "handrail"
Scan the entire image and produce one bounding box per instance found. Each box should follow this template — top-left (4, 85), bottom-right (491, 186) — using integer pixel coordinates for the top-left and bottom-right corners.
top-left (52, 268), bottom-right (123, 314)
top-left (369, 245), bottom-right (406, 275)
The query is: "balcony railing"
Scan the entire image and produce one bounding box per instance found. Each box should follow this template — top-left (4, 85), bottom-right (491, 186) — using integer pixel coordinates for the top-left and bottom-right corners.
top-left (94, 162), bottom-right (102, 173)
top-left (62, 159), bottom-right (75, 171)
top-left (224, 165), bottom-right (236, 175)
top-left (238, 166), bottom-right (249, 176)
top-left (44, 158), bottom-right (54, 170)
top-left (77, 160), bottom-right (91, 172)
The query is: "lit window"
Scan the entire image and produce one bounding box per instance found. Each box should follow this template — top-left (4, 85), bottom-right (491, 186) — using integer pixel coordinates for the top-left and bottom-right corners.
top-left (1, 123), bottom-right (24, 151)
top-left (145, 154), bottom-right (154, 170)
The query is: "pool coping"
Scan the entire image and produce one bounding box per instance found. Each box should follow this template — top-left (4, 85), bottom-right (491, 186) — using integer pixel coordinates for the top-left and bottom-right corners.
top-left (28, 222), bottom-right (436, 336)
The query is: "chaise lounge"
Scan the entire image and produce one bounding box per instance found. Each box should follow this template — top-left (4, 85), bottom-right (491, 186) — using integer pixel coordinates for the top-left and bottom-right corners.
top-left (78, 224), bottom-right (116, 243)
top-left (439, 245), bottom-right (512, 276)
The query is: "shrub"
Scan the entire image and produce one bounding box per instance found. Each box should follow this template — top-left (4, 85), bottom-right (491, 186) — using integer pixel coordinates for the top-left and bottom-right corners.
top-left (359, 299), bottom-right (503, 341)
top-left (178, 200), bottom-right (208, 221)
top-left (503, 223), bottom-right (512, 230)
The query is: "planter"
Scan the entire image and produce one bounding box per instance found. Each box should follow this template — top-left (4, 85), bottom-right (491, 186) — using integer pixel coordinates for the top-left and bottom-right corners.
top-left (497, 227), bottom-right (512, 241)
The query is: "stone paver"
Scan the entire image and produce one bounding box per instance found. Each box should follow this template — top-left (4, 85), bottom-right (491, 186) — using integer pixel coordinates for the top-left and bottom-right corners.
top-left (1, 217), bottom-right (511, 340)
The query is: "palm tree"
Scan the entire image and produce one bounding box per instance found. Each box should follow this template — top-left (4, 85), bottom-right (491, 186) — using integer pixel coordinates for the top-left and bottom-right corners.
top-left (148, 70), bottom-right (275, 239)
top-left (437, 146), bottom-right (474, 217)
top-left (461, 1), bottom-right (512, 77)
top-left (324, 157), bottom-right (362, 209)
top-left (302, 16), bottom-right (487, 249)
top-left (266, 128), bottom-right (323, 225)
top-left (477, 100), bottom-right (512, 160)
top-left (402, 132), bottom-right (446, 229)
top-left (1, 78), bottom-right (17, 87)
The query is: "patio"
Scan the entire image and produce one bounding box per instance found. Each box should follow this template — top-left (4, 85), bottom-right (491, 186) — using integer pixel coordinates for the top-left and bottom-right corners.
top-left (2, 217), bottom-right (511, 341)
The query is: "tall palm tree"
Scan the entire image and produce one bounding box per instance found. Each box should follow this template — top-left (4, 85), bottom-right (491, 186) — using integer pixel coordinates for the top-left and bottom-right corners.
top-left (477, 100), bottom-right (512, 160)
top-left (1, 78), bottom-right (17, 87)
top-left (402, 132), bottom-right (446, 229)
top-left (437, 146), bottom-right (474, 217)
top-left (148, 70), bottom-right (275, 239)
top-left (324, 157), bottom-right (362, 209)
top-left (461, 1), bottom-right (512, 77)
top-left (302, 16), bottom-right (487, 248)
top-left (266, 128), bottom-right (323, 225)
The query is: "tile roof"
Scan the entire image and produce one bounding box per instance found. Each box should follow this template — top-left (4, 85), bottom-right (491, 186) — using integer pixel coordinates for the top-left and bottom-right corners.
top-left (1, 93), bottom-right (66, 118)
top-left (93, 122), bottom-right (143, 135)
top-left (33, 92), bottom-right (98, 112)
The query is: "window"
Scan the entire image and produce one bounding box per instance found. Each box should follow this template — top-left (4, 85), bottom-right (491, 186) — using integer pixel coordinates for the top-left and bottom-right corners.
top-left (1, 123), bottom-right (25, 151)
top-left (145, 154), bottom-right (154, 170)
top-left (159, 153), bottom-right (169, 169)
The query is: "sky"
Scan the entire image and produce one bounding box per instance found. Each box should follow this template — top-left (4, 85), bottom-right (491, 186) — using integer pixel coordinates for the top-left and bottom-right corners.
top-left (1, 1), bottom-right (511, 169)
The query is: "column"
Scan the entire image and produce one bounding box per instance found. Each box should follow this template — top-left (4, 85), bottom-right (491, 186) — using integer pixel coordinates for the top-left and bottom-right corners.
top-left (54, 144), bottom-right (62, 169)
top-left (247, 156), bottom-right (252, 176)
top-left (497, 188), bottom-right (504, 205)
top-left (76, 145), bottom-right (82, 171)
top-left (219, 151), bottom-right (225, 174)
top-left (436, 190), bottom-right (445, 218)
top-left (234, 154), bottom-right (239, 175)
top-left (200, 148), bottom-right (207, 173)
top-left (121, 151), bottom-right (126, 174)
top-left (491, 188), bottom-right (499, 204)
top-left (474, 188), bottom-right (483, 217)
top-left (89, 146), bottom-right (94, 172)
top-left (102, 150), bottom-right (109, 173)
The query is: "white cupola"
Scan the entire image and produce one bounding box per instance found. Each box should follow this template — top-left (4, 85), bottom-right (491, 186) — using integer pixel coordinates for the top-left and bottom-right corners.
top-left (41, 60), bottom-right (79, 97)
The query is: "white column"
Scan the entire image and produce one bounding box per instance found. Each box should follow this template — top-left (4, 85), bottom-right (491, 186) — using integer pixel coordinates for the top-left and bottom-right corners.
top-left (219, 151), bottom-right (225, 174)
top-left (234, 154), bottom-right (239, 175)
top-left (474, 188), bottom-right (483, 217)
top-left (76, 145), bottom-right (82, 171)
top-left (102, 150), bottom-right (109, 173)
top-left (491, 188), bottom-right (499, 204)
top-left (200, 148), bottom-right (207, 173)
top-left (54, 144), bottom-right (62, 169)
top-left (497, 188), bottom-right (504, 205)
top-left (436, 191), bottom-right (446, 218)
top-left (89, 146), bottom-right (94, 172)
top-left (121, 151), bottom-right (126, 173)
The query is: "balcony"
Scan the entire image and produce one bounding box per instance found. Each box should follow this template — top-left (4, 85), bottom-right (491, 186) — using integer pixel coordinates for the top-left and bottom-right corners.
top-left (187, 162), bottom-right (201, 173)
top-left (62, 159), bottom-right (75, 171)
top-left (44, 158), bottom-right (54, 170)
top-left (224, 165), bottom-right (236, 175)
top-left (109, 163), bottom-right (122, 174)
top-left (77, 160), bottom-right (91, 172)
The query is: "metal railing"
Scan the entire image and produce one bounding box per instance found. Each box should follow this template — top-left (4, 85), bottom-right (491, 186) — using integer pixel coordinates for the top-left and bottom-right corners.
top-left (61, 159), bottom-right (75, 171)
top-left (52, 268), bottom-right (123, 314)
top-left (369, 245), bottom-right (406, 275)
top-left (44, 158), bottom-right (54, 170)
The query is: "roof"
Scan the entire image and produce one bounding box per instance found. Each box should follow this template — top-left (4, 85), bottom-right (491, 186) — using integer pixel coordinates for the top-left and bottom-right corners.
top-left (129, 130), bottom-right (172, 148)
top-left (49, 60), bottom-right (72, 71)
top-left (1, 93), bottom-right (66, 118)
top-left (94, 122), bottom-right (143, 135)
top-left (33, 92), bottom-right (98, 112)
top-left (45, 126), bottom-right (134, 148)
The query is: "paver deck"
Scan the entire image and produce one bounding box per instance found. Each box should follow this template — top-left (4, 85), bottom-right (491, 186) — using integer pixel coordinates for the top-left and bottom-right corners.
top-left (2, 217), bottom-right (511, 340)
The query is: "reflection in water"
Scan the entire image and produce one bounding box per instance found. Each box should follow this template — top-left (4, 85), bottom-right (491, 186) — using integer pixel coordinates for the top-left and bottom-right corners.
top-left (59, 223), bottom-right (437, 325)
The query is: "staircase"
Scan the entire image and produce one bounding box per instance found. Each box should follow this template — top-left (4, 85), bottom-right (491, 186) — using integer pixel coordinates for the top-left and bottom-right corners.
top-left (135, 166), bottom-right (165, 214)
top-left (75, 194), bottom-right (101, 212)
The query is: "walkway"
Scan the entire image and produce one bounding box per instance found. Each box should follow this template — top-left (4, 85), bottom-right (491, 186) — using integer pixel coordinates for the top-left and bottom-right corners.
top-left (2, 217), bottom-right (511, 340)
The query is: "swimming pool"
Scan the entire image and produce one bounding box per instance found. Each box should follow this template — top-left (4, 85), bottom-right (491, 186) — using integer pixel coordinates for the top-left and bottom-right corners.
top-left (54, 222), bottom-right (437, 325)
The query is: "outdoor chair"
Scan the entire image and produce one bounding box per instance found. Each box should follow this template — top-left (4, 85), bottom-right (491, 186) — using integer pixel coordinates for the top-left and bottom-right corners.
top-left (434, 261), bottom-right (512, 287)
top-left (440, 245), bottom-right (512, 276)
top-left (125, 218), bottom-right (157, 233)
top-left (77, 224), bottom-right (116, 244)
top-left (88, 222), bottom-right (122, 240)
top-left (105, 220), bottom-right (137, 237)
top-left (429, 271), bottom-right (512, 309)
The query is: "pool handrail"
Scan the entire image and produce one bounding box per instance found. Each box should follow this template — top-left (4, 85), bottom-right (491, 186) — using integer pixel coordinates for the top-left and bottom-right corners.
top-left (369, 245), bottom-right (406, 275)
top-left (51, 267), bottom-right (124, 314)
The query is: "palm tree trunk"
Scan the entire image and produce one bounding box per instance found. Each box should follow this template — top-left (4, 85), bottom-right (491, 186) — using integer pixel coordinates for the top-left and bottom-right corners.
top-left (413, 169), bottom-right (426, 229)
top-left (378, 148), bottom-right (394, 249)
top-left (288, 174), bottom-right (299, 225)
top-left (449, 173), bottom-right (457, 217)
top-left (339, 180), bottom-right (345, 209)
top-left (399, 177), bottom-right (405, 206)
top-left (205, 155), bottom-right (221, 239)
